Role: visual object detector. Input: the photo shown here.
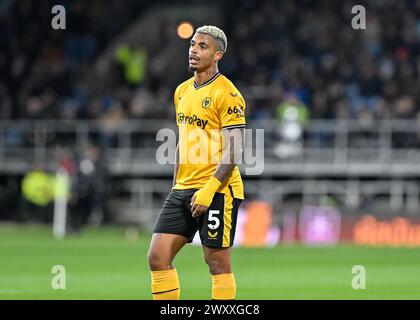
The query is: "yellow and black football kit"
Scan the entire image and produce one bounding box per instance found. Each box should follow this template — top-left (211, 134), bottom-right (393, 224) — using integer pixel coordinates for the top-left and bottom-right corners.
top-left (153, 72), bottom-right (246, 248)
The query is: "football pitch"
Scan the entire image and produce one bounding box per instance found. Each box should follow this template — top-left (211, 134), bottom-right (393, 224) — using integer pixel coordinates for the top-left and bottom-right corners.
top-left (1, 224), bottom-right (419, 300)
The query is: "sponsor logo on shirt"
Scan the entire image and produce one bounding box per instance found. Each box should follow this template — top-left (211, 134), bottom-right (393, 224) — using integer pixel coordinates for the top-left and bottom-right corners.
top-left (208, 231), bottom-right (218, 238)
top-left (228, 106), bottom-right (245, 118)
top-left (177, 113), bottom-right (209, 130)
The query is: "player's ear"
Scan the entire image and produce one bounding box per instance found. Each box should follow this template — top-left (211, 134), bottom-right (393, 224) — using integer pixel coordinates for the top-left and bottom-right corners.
top-left (214, 51), bottom-right (224, 62)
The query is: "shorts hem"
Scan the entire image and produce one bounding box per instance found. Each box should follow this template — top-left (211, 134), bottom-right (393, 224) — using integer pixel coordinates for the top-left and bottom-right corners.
top-left (202, 243), bottom-right (233, 248)
top-left (152, 230), bottom-right (194, 243)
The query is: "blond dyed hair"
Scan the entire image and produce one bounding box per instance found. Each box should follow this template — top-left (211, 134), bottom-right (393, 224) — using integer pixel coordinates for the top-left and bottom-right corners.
top-left (195, 25), bottom-right (227, 53)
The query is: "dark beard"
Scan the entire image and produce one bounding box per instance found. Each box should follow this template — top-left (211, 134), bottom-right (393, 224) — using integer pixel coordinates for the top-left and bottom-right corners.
top-left (188, 66), bottom-right (197, 73)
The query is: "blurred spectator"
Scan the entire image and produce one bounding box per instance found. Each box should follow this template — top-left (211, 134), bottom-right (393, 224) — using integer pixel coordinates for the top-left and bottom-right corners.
top-left (0, 83), bottom-right (12, 119)
top-left (392, 96), bottom-right (417, 149)
top-left (19, 163), bottom-right (54, 223)
top-left (274, 94), bottom-right (309, 158)
top-left (353, 107), bottom-right (376, 149)
top-left (276, 95), bottom-right (309, 125)
top-left (128, 88), bottom-right (154, 119)
top-left (115, 44), bottom-right (148, 88)
top-left (100, 101), bottom-right (127, 149)
top-left (69, 145), bottom-right (109, 231)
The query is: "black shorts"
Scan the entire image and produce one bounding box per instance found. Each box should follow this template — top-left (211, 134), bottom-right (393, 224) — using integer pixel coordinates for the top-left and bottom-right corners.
top-left (153, 189), bottom-right (242, 248)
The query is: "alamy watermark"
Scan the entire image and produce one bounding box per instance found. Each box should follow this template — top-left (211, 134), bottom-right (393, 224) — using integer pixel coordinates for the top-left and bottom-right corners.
top-left (351, 5), bottom-right (366, 30)
top-left (156, 128), bottom-right (264, 176)
top-left (51, 5), bottom-right (66, 30)
top-left (51, 265), bottom-right (66, 290)
top-left (351, 265), bottom-right (366, 290)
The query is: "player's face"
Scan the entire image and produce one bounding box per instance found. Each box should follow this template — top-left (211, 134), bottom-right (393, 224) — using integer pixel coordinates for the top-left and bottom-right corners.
top-left (188, 33), bottom-right (223, 72)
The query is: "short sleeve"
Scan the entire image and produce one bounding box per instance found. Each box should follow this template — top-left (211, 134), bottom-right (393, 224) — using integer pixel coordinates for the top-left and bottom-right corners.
top-left (218, 90), bottom-right (246, 130)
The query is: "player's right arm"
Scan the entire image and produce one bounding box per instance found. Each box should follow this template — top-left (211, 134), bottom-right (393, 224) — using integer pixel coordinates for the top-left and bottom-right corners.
top-left (172, 85), bottom-right (182, 188)
top-left (172, 142), bottom-right (179, 188)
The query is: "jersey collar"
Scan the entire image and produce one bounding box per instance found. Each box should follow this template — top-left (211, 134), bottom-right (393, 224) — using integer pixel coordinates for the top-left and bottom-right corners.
top-left (193, 72), bottom-right (221, 90)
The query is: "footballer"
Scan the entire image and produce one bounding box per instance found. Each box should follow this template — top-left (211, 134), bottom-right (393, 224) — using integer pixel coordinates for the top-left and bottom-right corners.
top-left (147, 25), bottom-right (246, 300)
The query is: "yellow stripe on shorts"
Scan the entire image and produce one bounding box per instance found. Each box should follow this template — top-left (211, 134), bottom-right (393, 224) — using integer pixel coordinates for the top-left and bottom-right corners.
top-left (222, 191), bottom-right (234, 247)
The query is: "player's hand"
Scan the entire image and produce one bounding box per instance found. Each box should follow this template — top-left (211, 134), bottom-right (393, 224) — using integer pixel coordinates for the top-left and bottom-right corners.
top-left (190, 176), bottom-right (221, 217)
top-left (190, 194), bottom-right (208, 217)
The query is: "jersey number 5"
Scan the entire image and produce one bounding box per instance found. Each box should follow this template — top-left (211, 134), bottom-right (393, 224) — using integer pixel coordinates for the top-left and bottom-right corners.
top-left (208, 210), bottom-right (220, 230)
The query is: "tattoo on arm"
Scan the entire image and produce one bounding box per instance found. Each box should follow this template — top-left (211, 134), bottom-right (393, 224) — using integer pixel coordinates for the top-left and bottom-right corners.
top-left (213, 128), bottom-right (244, 184)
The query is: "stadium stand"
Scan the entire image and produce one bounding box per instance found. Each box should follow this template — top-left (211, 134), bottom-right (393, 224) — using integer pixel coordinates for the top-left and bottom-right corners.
top-left (1, 0), bottom-right (420, 225)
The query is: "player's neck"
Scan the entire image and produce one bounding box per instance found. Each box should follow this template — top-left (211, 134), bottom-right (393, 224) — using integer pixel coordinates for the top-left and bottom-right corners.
top-left (194, 66), bottom-right (219, 85)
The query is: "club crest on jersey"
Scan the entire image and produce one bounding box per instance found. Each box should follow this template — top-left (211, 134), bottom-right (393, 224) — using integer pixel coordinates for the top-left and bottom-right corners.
top-left (202, 97), bottom-right (211, 109)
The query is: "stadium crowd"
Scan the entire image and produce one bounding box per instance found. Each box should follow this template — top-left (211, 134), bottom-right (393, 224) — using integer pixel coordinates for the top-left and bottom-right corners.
top-left (1, 0), bottom-right (419, 126)
top-left (0, 0), bottom-right (149, 121)
top-left (1, 0), bottom-right (420, 224)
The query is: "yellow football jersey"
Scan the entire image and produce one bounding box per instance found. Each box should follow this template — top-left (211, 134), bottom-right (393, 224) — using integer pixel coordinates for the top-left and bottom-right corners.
top-left (173, 72), bottom-right (246, 199)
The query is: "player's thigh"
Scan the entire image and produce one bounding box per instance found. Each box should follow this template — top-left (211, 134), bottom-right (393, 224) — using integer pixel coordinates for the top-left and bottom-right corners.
top-left (197, 192), bottom-right (242, 248)
top-left (153, 190), bottom-right (197, 241)
top-left (148, 233), bottom-right (189, 267)
top-left (148, 190), bottom-right (196, 269)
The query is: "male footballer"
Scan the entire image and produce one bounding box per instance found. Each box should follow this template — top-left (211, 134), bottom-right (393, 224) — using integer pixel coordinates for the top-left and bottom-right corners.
top-left (148, 25), bottom-right (246, 300)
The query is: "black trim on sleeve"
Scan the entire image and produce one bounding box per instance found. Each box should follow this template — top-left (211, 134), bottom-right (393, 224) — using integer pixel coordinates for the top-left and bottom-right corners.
top-left (222, 124), bottom-right (246, 130)
top-left (228, 185), bottom-right (235, 198)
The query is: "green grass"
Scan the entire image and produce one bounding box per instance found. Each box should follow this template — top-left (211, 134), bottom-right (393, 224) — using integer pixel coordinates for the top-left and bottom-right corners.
top-left (1, 224), bottom-right (420, 300)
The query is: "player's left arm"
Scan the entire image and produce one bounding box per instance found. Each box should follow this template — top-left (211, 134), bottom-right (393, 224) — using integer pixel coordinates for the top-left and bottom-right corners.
top-left (191, 127), bottom-right (244, 217)
top-left (214, 127), bottom-right (244, 183)
top-left (191, 87), bottom-right (246, 217)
